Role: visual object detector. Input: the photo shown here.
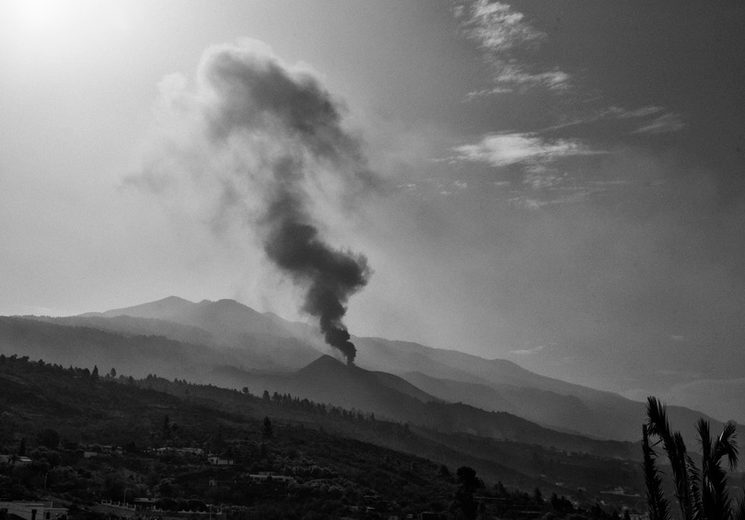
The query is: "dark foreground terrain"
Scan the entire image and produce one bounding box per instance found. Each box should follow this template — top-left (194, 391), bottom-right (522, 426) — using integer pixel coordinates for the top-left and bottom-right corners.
top-left (0, 354), bottom-right (646, 519)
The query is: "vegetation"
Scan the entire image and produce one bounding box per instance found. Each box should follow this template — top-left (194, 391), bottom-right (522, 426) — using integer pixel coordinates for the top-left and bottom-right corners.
top-left (0, 354), bottom-right (647, 519)
top-left (643, 397), bottom-right (745, 520)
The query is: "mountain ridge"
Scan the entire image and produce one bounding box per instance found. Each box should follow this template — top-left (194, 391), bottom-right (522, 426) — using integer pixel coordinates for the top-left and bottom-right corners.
top-left (82, 297), bottom-right (741, 440)
top-left (2, 296), bottom-right (731, 444)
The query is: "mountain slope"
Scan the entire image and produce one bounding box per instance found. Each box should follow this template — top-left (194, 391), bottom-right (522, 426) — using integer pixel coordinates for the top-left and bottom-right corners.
top-left (354, 336), bottom-right (730, 442)
top-left (0, 354), bottom-right (648, 497)
top-left (219, 355), bottom-right (635, 460)
top-left (93, 296), bottom-right (300, 343)
top-left (402, 371), bottom-right (602, 436)
top-left (0, 316), bottom-right (304, 384)
top-left (10, 295), bottom-right (730, 443)
top-left (81, 296), bottom-right (322, 370)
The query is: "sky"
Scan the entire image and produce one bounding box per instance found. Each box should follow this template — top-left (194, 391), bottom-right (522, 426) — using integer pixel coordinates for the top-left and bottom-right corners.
top-left (1, 0), bottom-right (744, 417)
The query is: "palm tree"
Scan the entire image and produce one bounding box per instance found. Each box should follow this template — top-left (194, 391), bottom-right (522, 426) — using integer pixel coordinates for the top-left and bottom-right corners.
top-left (643, 397), bottom-right (745, 520)
top-left (697, 419), bottom-right (738, 520)
top-left (643, 423), bottom-right (671, 520)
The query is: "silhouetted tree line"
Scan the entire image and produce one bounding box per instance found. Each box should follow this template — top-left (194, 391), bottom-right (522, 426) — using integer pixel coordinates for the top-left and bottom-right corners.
top-left (264, 390), bottom-right (379, 421)
top-left (445, 466), bottom-right (625, 520)
top-left (1, 355), bottom-right (410, 440)
top-left (0, 353), bottom-right (120, 382)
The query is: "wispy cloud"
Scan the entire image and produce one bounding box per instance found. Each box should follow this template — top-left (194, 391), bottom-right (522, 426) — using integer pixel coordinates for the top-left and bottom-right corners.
top-left (453, 132), bottom-right (595, 167)
top-left (458, 0), bottom-right (571, 94)
top-left (457, 1), bottom-right (687, 141)
top-left (467, 67), bottom-right (570, 99)
top-left (632, 112), bottom-right (686, 135)
top-left (465, 0), bottom-right (545, 52)
top-left (613, 105), bottom-right (665, 119)
top-left (449, 132), bottom-right (616, 209)
top-left (450, 3), bottom-right (685, 212)
top-left (539, 105), bottom-right (684, 135)
top-left (509, 344), bottom-right (546, 355)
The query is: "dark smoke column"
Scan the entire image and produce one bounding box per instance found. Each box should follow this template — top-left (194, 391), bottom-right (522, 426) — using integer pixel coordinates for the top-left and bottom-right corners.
top-left (199, 43), bottom-right (374, 364)
top-left (264, 199), bottom-right (369, 364)
top-left (134, 42), bottom-right (375, 364)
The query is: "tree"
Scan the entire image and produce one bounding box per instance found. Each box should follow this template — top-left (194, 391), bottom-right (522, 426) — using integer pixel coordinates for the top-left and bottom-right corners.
top-left (109, 367), bottom-right (117, 378)
top-left (642, 424), bottom-right (670, 520)
top-left (643, 397), bottom-right (745, 520)
top-left (92, 365), bottom-right (99, 379)
top-left (262, 416), bottom-right (273, 439)
top-left (37, 429), bottom-right (60, 450)
top-left (454, 466), bottom-right (482, 520)
top-left (162, 415), bottom-right (171, 440)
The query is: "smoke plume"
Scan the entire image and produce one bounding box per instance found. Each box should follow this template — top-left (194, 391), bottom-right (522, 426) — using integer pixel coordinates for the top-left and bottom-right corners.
top-left (133, 40), bottom-right (373, 364)
top-left (264, 191), bottom-right (369, 363)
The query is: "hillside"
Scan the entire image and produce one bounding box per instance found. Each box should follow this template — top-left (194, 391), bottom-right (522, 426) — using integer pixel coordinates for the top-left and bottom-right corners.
top-left (214, 355), bottom-right (635, 460)
top-left (10, 296), bottom-right (728, 443)
top-left (0, 354), bottom-right (644, 503)
top-left (1, 314), bottom-right (631, 458)
top-left (0, 356), bottom-right (462, 518)
top-left (354, 337), bottom-right (731, 442)
top-left (93, 296), bottom-right (312, 347)
top-left (0, 315), bottom-right (316, 382)
top-left (84, 297), bottom-right (728, 442)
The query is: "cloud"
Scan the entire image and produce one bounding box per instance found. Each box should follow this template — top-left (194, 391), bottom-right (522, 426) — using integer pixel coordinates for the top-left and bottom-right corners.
top-left (539, 105), bottom-right (684, 136)
top-left (502, 68), bottom-right (570, 92)
top-left (449, 132), bottom-right (625, 209)
top-left (509, 344), bottom-right (546, 355)
top-left (632, 112), bottom-right (686, 135)
top-left (613, 105), bottom-right (665, 119)
top-left (467, 67), bottom-right (570, 98)
top-left (456, 2), bottom-right (685, 144)
top-left (464, 0), bottom-right (546, 52)
top-left (458, 0), bottom-right (571, 93)
top-left (453, 132), bottom-right (595, 167)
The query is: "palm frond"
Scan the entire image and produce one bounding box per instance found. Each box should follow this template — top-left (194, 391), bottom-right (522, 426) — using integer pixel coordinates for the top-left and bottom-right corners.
top-left (733, 492), bottom-right (745, 520)
top-left (673, 431), bottom-right (696, 520)
top-left (647, 397), bottom-right (673, 440)
top-left (646, 397), bottom-right (695, 520)
top-left (687, 453), bottom-right (703, 520)
top-left (714, 422), bottom-right (738, 471)
top-left (644, 424), bottom-right (672, 520)
top-left (698, 419), bottom-right (712, 465)
top-left (644, 397), bottom-right (741, 520)
top-left (700, 419), bottom-right (737, 520)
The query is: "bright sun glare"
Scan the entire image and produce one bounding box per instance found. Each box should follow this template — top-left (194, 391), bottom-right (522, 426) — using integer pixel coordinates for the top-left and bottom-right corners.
top-left (16, 0), bottom-right (69, 34)
top-left (6, 0), bottom-right (131, 60)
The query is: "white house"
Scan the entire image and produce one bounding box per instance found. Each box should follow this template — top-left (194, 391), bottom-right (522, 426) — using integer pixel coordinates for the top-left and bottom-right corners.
top-left (0, 501), bottom-right (68, 520)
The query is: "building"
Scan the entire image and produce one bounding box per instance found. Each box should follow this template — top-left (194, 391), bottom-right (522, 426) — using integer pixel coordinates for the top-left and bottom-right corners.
top-left (247, 472), bottom-right (295, 484)
top-left (0, 501), bottom-right (68, 520)
top-left (0, 455), bottom-right (32, 466)
top-left (94, 501), bottom-right (136, 519)
top-left (207, 455), bottom-right (234, 466)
